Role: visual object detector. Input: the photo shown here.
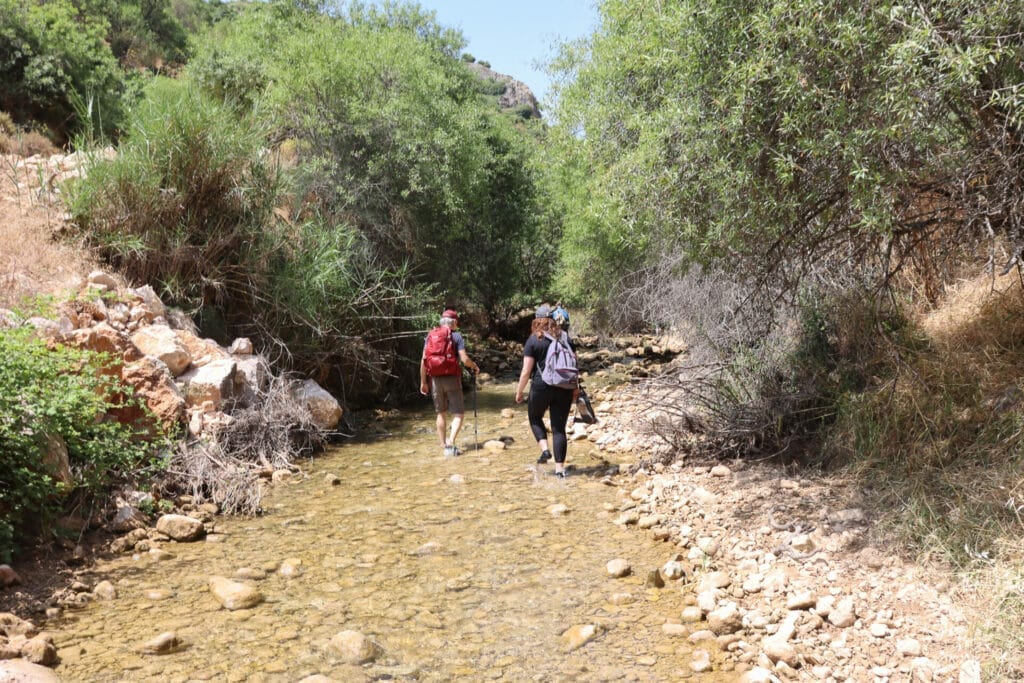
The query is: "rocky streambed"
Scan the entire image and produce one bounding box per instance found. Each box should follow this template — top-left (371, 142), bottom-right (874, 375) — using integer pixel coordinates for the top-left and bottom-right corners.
top-left (1, 337), bottom-right (981, 682)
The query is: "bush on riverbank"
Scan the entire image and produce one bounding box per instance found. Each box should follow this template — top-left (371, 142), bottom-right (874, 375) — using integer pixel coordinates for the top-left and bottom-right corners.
top-left (0, 326), bottom-right (160, 562)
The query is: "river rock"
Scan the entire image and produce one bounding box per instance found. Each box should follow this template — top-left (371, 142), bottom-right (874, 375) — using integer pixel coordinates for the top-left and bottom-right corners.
top-left (706, 603), bottom-right (742, 635)
top-left (606, 559), bottom-right (631, 578)
top-left (0, 614), bottom-right (37, 638)
top-left (279, 558), bottom-right (303, 577)
top-left (155, 514), bottom-right (205, 541)
top-left (561, 624), bottom-right (599, 652)
top-left (235, 568), bottom-right (267, 581)
top-left (92, 581), bottom-right (116, 601)
top-left (0, 566), bottom-right (22, 588)
top-left (661, 560), bottom-right (687, 580)
top-left (547, 504), bottom-right (570, 516)
top-left (298, 676), bottom-right (336, 683)
top-left (710, 464), bottom-right (732, 477)
top-left (690, 649), bottom-right (713, 673)
top-left (0, 659), bottom-right (61, 682)
top-left (139, 631), bottom-right (185, 655)
top-left (208, 576), bottom-right (264, 610)
top-left (897, 638), bottom-right (923, 657)
top-left (698, 571), bottom-right (732, 592)
top-left (828, 597), bottom-right (856, 628)
top-left (109, 504), bottom-right (148, 533)
top-left (737, 667), bottom-right (782, 683)
top-left (786, 590), bottom-right (816, 610)
top-left (681, 606), bottom-right (703, 624)
top-left (143, 589), bottom-right (175, 601)
top-left (483, 439), bottom-right (506, 452)
top-left (20, 635), bottom-right (56, 665)
top-left (329, 630), bottom-right (382, 664)
top-left (762, 637), bottom-right (798, 667)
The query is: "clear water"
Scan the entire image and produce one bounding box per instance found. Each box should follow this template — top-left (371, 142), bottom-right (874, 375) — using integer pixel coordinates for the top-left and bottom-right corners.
top-left (50, 384), bottom-right (729, 682)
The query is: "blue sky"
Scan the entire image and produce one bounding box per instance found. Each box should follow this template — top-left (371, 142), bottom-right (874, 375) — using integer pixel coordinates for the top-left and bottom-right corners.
top-left (415, 0), bottom-right (599, 106)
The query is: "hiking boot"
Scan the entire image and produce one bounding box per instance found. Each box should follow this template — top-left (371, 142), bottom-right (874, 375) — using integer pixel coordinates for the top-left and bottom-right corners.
top-left (537, 450), bottom-right (552, 464)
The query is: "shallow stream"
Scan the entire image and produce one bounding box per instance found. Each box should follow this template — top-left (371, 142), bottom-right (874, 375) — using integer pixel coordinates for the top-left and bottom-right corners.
top-left (51, 384), bottom-right (728, 682)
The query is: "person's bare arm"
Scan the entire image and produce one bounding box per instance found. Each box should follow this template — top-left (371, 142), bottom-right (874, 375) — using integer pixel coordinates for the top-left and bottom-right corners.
top-left (459, 349), bottom-right (479, 374)
top-left (515, 356), bottom-right (534, 404)
top-left (419, 358), bottom-right (429, 395)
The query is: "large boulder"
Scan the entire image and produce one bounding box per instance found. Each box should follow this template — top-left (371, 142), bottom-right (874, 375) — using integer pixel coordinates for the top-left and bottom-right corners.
top-left (68, 322), bottom-right (126, 357)
top-left (292, 379), bottom-right (342, 430)
top-left (130, 285), bottom-right (166, 320)
top-left (120, 357), bottom-right (185, 430)
top-left (180, 359), bottom-right (237, 409)
top-left (131, 325), bottom-right (190, 376)
top-left (174, 329), bottom-right (229, 369)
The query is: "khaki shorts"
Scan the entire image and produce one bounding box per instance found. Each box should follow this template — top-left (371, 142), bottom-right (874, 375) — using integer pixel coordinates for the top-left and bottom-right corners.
top-left (431, 375), bottom-right (464, 414)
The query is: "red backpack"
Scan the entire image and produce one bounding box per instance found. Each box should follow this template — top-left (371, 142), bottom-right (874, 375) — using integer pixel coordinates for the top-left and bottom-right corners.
top-left (423, 326), bottom-right (460, 377)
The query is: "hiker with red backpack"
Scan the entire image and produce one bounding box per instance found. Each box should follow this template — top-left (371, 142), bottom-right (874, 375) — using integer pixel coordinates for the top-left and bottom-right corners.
top-left (420, 309), bottom-right (479, 457)
top-left (514, 304), bottom-right (578, 478)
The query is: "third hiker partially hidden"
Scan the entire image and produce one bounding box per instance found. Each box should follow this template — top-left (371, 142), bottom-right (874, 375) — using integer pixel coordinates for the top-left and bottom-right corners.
top-left (514, 303), bottom-right (579, 478)
top-left (420, 308), bottom-right (479, 457)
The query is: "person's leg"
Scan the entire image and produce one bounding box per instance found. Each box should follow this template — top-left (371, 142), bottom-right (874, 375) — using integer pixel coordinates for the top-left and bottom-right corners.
top-left (549, 388), bottom-right (574, 475)
top-left (431, 377), bottom-right (449, 452)
top-left (449, 414), bottom-right (464, 446)
top-left (435, 412), bottom-right (447, 449)
top-left (527, 383), bottom-right (554, 463)
top-left (445, 379), bottom-right (466, 453)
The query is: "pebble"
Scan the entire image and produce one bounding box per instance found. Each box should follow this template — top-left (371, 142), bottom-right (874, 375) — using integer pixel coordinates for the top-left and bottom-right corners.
top-left (606, 559), bottom-right (631, 578)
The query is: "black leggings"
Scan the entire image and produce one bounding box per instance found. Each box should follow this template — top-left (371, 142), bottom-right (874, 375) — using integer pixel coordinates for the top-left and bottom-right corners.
top-left (527, 382), bottom-right (574, 464)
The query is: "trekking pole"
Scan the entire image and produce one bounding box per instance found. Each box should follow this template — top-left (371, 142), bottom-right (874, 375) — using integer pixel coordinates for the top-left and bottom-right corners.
top-left (473, 372), bottom-right (479, 452)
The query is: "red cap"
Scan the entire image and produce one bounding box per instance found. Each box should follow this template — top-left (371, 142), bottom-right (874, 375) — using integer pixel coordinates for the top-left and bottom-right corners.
top-left (442, 309), bottom-right (459, 320)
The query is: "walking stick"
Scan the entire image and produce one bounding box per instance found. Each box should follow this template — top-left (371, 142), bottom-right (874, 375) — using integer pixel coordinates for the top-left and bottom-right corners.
top-left (472, 372), bottom-right (479, 451)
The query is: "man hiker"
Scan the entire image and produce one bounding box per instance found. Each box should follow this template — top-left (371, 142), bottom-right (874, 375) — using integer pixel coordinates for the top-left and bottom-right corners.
top-left (420, 309), bottom-right (479, 456)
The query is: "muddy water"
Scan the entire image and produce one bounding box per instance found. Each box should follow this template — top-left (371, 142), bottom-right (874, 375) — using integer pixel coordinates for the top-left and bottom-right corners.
top-left (52, 384), bottom-right (729, 682)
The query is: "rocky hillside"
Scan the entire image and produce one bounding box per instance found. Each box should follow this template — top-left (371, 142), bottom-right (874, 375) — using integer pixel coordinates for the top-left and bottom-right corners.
top-left (467, 61), bottom-right (542, 118)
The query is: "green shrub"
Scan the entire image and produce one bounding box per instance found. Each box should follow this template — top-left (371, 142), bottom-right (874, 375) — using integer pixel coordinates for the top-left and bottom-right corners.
top-left (0, 328), bottom-right (157, 562)
top-left (477, 77), bottom-right (508, 96)
top-left (461, 52), bottom-right (476, 62)
top-left (68, 77), bottom-right (279, 310)
top-left (0, 0), bottom-right (129, 140)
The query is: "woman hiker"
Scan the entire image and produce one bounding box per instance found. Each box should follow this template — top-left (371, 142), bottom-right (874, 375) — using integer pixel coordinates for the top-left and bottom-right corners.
top-left (514, 304), bottom-right (577, 478)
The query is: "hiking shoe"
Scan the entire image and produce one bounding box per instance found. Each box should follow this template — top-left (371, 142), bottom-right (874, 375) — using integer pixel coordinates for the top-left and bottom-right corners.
top-left (537, 450), bottom-right (552, 464)
top-left (443, 445), bottom-right (454, 457)
top-left (450, 446), bottom-right (462, 457)
top-left (554, 470), bottom-right (568, 479)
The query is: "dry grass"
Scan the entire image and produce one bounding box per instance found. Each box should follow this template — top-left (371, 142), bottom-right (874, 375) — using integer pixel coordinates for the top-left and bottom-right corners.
top-left (0, 131), bottom-right (58, 157)
top-left (0, 153), bottom-right (98, 310)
